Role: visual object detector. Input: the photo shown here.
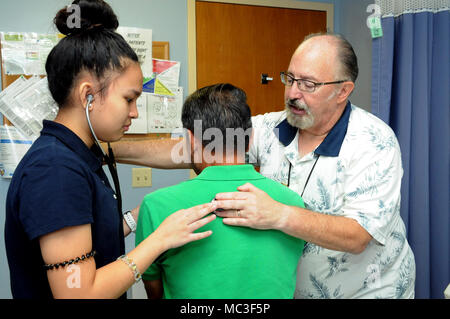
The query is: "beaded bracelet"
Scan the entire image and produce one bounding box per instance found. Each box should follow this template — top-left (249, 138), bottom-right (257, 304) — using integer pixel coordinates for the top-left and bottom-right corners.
top-left (43, 250), bottom-right (96, 270)
top-left (117, 254), bottom-right (142, 282)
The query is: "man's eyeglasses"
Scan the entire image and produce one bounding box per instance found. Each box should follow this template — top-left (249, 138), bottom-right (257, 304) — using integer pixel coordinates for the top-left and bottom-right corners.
top-left (280, 72), bottom-right (346, 93)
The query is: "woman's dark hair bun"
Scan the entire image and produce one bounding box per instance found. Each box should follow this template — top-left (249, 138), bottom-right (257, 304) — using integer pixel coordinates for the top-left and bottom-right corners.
top-left (47, 0), bottom-right (138, 107)
top-left (54, 0), bottom-right (119, 35)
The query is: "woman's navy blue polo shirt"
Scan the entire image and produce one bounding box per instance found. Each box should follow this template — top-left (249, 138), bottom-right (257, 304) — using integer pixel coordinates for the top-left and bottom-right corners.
top-left (5, 120), bottom-right (125, 298)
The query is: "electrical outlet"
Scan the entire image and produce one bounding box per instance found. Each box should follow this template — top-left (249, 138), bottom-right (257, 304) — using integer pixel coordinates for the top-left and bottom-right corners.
top-left (132, 167), bottom-right (152, 188)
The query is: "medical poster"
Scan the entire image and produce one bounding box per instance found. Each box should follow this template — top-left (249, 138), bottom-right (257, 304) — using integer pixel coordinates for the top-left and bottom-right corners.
top-left (0, 125), bottom-right (35, 178)
top-left (0, 32), bottom-right (59, 75)
top-left (117, 27), bottom-right (153, 77)
top-left (147, 87), bottom-right (183, 133)
top-left (0, 76), bottom-right (58, 139)
top-left (143, 59), bottom-right (180, 96)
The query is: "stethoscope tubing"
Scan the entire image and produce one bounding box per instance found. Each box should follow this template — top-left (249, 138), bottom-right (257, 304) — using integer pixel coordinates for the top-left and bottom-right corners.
top-left (85, 100), bottom-right (123, 216)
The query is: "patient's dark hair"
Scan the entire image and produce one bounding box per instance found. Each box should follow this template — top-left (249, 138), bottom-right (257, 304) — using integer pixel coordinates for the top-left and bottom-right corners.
top-left (182, 83), bottom-right (252, 152)
top-left (46, 0), bottom-right (139, 107)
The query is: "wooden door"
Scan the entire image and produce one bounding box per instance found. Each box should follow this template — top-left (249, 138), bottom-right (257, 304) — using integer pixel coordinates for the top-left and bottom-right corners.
top-left (196, 1), bottom-right (327, 116)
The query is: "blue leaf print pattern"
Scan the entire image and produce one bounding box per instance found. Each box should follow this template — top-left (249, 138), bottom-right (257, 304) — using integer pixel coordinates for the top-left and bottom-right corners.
top-left (357, 211), bottom-right (370, 230)
top-left (326, 254), bottom-right (350, 278)
top-left (331, 160), bottom-right (345, 185)
top-left (378, 231), bottom-right (405, 269)
top-left (310, 274), bottom-right (331, 298)
top-left (378, 200), bottom-right (396, 220)
top-left (347, 163), bottom-right (393, 198)
top-left (302, 242), bottom-right (323, 256)
top-left (358, 231), bottom-right (407, 295)
top-left (297, 274), bottom-right (344, 299)
top-left (307, 178), bottom-right (331, 212)
top-left (333, 285), bottom-right (344, 298)
top-left (395, 255), bottom-right (414, 298)
top-left (365, 125), bottom-right (396, 151)
top-left (355, 201), bottom-right (395, 240)
top-left (317, 178), bottom-right (331, 210)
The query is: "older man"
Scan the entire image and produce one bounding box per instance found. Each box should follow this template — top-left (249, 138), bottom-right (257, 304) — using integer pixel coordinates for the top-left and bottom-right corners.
top-left (112, 33), bottom-right (416, 298)
top-left (214, 33), bottom-right (416, 299)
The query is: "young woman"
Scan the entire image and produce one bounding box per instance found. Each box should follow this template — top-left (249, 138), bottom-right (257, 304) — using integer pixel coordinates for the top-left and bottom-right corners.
top-left (4, 0), bottom-right (216, 299)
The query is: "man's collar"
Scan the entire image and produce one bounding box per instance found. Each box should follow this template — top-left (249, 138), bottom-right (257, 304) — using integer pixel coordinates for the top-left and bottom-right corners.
top-left (274, 101), bottom-right (352, 157)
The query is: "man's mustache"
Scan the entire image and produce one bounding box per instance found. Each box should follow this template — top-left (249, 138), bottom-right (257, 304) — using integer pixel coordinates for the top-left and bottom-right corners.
top-left (286, 99), bottom-right (309, 111)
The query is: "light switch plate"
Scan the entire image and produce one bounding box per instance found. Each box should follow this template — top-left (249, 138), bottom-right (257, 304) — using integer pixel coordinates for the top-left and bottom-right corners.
top-left (132, 167), bottom-right (152, 187)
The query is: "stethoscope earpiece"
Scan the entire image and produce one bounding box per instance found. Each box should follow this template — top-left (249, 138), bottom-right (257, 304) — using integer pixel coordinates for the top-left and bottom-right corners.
top-left (86, 94), bottom-right (94, 110)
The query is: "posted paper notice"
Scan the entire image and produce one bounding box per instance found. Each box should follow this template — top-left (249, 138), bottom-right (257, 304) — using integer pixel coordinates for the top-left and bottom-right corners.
top-left (143, 59), bottom-right (180, 96)
top-left (0, 126), bottom-right (34, 178)
top-left (147, 88), bottom-right (183, 133)
top-left (117, 27), bottom-right (153, 77)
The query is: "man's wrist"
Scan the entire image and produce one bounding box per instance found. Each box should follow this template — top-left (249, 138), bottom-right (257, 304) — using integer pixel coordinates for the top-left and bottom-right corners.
top-left (276, 203), bottom-right (305, 237)
top-left (274, 202), bottom-right (291, 232)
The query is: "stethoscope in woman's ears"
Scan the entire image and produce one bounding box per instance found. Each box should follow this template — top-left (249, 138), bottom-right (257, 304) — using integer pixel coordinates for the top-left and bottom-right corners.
top-left (85, 94), bottom-right (123, 216)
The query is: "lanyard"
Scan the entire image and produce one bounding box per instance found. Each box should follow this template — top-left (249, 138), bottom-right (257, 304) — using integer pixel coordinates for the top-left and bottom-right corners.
top-left (104, 143), bottom-right (122, 217)
top-left (286, 154), bottom-right (320, 197)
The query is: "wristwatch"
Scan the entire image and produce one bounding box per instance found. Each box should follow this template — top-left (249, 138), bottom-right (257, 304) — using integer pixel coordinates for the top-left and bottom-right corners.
top-left (123, 210), bottom-right (137, 233)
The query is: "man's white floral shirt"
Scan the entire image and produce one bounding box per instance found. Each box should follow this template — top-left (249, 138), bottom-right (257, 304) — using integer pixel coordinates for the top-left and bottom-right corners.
top-left (248, 103), bottom-right (416, 298)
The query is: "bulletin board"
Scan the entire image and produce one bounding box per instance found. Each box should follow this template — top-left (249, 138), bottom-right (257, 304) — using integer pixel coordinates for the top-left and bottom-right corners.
top-left (1, 40), bottom-right (171, 140)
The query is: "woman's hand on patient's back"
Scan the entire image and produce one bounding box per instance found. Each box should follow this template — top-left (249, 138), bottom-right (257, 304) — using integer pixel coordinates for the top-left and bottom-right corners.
top-left (153, 203), bottom-right (217, 250)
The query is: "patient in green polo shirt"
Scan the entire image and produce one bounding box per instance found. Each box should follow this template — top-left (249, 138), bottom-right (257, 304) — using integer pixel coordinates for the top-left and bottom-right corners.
top-left (135, 83), bottom-right (305, 299)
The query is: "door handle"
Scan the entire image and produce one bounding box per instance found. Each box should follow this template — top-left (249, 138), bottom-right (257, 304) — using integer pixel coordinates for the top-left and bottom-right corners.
top-left (261, 73), bottom-right (273, 84)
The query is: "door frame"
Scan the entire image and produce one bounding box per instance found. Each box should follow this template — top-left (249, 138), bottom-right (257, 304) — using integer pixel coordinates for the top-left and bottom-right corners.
top-left (187, 0), bottom-right (334, 94)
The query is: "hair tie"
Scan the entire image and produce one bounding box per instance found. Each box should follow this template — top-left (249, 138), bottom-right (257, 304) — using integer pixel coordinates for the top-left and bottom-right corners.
top-left (66, 23), bottom-right (104, 36)
top-left (88, 23), bottom-right (103, 30)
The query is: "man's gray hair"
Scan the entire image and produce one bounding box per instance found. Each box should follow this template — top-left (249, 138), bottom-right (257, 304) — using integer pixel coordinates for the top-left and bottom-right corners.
top-left (304, 32), bottom-right (359, 83)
